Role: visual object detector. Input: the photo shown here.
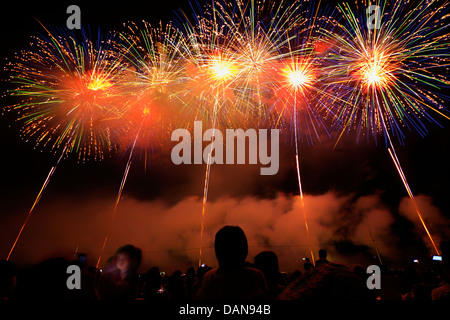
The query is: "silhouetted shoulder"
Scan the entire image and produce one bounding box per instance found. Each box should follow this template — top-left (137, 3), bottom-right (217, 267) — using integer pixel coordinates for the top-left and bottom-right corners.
top-left (278, 262), bottom-right (375, 300)
top-left (197, 266), bottom-right (268, 300)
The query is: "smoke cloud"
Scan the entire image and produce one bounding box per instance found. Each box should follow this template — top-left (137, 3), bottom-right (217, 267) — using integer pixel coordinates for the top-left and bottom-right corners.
top-left (3, 190), bottom-right (433, 273)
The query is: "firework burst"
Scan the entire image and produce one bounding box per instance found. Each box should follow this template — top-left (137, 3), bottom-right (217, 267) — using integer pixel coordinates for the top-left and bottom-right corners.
top-left (114, 21), bottom-right (188, 166)
top-left (321, 0), bottom-right (450, 254)
top-left (5, 26), bottom-right (127, 161)
top-left (321, 0), bottom-right (450, 145)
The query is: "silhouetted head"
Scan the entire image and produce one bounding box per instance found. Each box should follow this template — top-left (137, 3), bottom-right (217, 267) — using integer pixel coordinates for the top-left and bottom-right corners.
top-left (197, 264), bottom-right (212, 279)
top-left (254, 251), bottom-right (280, 288)
top-left (115, 244), bottom-right (142, 276)
top-left (440, 241), bottom-right (450, 270)
top-left (319, 249), bottom-right (327, 259)
top-left (214, 226), bottom-right (248, 268)
top-left (0, 259), bottom-right (16, 299)
top-left (352, 264), bottom-right (366, 280)
top-left (304, 260), bottom-right (312, 271)
top-left (254, 251), bottom-right (279, 274)
top-left (186, 267), bottom-right (196, 278)
top-left (14, 257), bottom-right (69, 300)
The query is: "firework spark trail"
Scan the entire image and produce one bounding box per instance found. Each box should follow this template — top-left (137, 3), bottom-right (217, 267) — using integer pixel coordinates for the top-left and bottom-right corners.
top-left (378, 101), bottom-right (441, 255)
top-left (199, 97), bottom-right (219, 267)
top-left (375, 92), bottom-right (441, 255)
top-left (287, 1), bottom-right (327, 265)
top-left (112, 126), bottom-right (141, 220)
top-left (96, 121), bottom-right (143, 268)
top-left (197, 62), bottom-right (235, 266)
top-left (114, 21), bottom-right (188, 168)
top-left (6, 144), bottom-right (68, 261)
top-left (375, 94), bottom-right (440, 255)
top-left (279, 6), bottom-right (329, 262)
top-left (388, 148), bottom-right (440, 255)
top-left (282, 56), bottom-right (324, 264)
top-left (175, 1), bottom-right (239, 266)
top-left (197, 54), bottom-right (235, 266)
top-left (292, 89), bottom-right (315, 264)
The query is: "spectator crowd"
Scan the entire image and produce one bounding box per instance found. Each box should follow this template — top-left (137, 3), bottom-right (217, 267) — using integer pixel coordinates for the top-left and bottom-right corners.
top-left (1, 226), bottom-right (449, 301)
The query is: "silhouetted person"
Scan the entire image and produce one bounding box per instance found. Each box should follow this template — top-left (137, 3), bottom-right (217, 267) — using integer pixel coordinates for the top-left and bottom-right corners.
top-left (167, 270), bottom-right (185, 300)
top-left (144, 267), bottom-right (163, 300)
top-left (432, 241), bottom-right (450, 300)
top-left (290, 270), bottom-right (302, 282)
top-left (97, 244), bottom-right (142, 300)
top-left (278, 262), bottom-right (375, 300)
top-left (254, 251), bottom-right (286, 289)
top-left (192, 264), bottom-right (211, 297)
top-left (352, 264), bottom-right (366, 281)
top-left (68, 253), bottom-right (97, 300)
top-left (196, 264), bottom-right (211, 281)
top-left (116, 245), bottom-right (142, 280)
top-left (196, 226), bottom-right (267, 299)
top-left (315, 249), bottom-right (329, 267)
top-left (253, 251), bottom-right (287, 299)
top-left (0, 260), bottom-right (16, 300)
top-left (183, 267), bottom-right (196, 300)
top-left (12, 257), bottom-right (70, 300)
top-left (303, 258), bottom-right (314, 272)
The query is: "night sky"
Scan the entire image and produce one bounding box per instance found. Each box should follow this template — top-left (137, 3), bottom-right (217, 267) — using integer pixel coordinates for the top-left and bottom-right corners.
top-left (1, 0), bottom-right (449, 272)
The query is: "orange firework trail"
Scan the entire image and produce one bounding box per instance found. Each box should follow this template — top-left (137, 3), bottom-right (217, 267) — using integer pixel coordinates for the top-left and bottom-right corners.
top-left (96, 121), bottom-right (142, 268)
top-left (200, 55), bottom-right (237, 266)
top-left (197, 52), bottom-right (239, 266)
top-left (273, 0), bottom-right (338, 264)
top-left (388, 147), bottom-right (440, 255)
top-left (6, 146), bottom-right (65, 261)
top-left (177, 2), bottom-right (239, 266)
top-left (379, 97), bottom-right (441, 255)
top-left (281, 59), bottom-right (317, 264)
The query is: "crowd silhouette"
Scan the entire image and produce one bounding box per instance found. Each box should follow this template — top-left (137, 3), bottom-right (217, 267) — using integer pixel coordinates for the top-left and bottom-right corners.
top-left (1, 225), bottom-right (449, 301)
